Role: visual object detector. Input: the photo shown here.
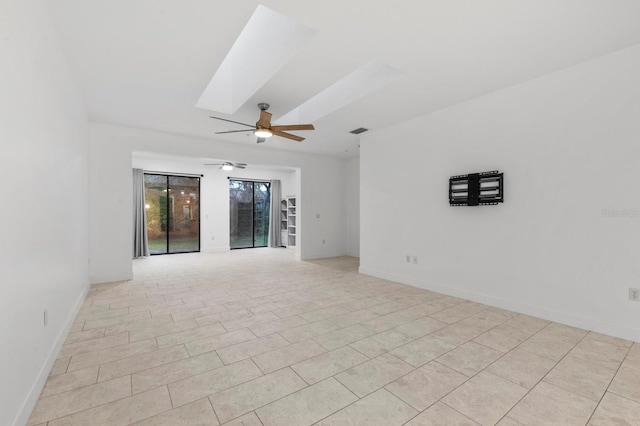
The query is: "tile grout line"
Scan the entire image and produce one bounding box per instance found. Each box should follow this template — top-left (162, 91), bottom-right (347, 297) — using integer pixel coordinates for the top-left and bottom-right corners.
top-left (206, 396), bottom-right (222, 425)
top-left (210, 366), bottom-right (311, 424)
top-left (390, 323), bottom-right (580, 424)
top-left (497, 327), bottom-right (593, 424)
top-left (34, 375), bottom-right (137, 424)
top-left (583, 342), bottom-right (633, 425)
top-left (33, 254), bottom-right (640, 425)
top-left (384, 357), bottom-right (475, 417)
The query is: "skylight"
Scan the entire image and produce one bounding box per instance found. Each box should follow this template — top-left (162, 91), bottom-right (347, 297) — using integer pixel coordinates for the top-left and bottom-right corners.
top-left (276, 61), bottom-right (402, 125)
top-left (196, 5), bottom-right (316, 114)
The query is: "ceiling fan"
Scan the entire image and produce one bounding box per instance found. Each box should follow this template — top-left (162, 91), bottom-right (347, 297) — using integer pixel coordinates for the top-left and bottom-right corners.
top-left (210, 103), bottom-right (314, 143)
top-left (204, 161), bottom-right (247, 171)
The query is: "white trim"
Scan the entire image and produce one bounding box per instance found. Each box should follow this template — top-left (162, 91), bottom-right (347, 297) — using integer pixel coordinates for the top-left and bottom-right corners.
top-left (201, 247), bottom-right (230, 253)
top-left (301, 251), bottom-right (349, 261)
top-left (90, 271), bottom-right (133, 285)
top-left (359, 266), bottom-right (640, 343)
top-left (12, 282), bottom-right (91, 426)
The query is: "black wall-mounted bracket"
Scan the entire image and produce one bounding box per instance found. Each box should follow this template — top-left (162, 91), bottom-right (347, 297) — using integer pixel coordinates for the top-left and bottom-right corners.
top-left (449, 170), bottom-right (504, 206)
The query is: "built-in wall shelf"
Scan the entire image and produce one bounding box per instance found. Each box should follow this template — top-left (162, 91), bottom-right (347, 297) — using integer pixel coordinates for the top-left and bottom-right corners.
top-left (280, 199), bottom-right (288, 247)
top-left (286, 196), bottom-right (296, 247)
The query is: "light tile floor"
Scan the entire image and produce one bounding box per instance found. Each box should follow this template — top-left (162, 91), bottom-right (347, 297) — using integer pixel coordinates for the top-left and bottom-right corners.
top-left (28, 249), bottom-right (640, 425)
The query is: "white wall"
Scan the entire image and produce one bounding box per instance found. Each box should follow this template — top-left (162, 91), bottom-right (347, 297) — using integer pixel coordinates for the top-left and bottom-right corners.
top-left (361, 45), bottom-right (640, 342)
top-left (90, 123), bottom-right (348, 283)
top-left (0, 2), bottom-right (90, 425)
top-left (346, 157), bottom-right (360, 257)
top-left (132, 153), bottom-right (296, 252)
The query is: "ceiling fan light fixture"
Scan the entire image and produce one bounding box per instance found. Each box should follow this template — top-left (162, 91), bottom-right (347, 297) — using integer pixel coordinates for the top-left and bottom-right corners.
top-left (211, 103), bottom-right (313, 143)
top-left (221, 163), bottom-right (234, 171)
top-left (255, 128), bottom-right (273, 138)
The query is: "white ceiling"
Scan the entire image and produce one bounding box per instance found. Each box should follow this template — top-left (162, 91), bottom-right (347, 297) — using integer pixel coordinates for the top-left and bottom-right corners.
top-left (133, 151), bottom-right (297, 173)
top-left (47, 0), bottom-right (640, 159)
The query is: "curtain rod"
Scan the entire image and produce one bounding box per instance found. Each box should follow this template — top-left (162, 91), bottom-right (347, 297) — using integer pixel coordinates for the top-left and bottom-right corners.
top-left (227, 177), bottom-right (273, 183)
top-left (144, 170), bottom-right (203, 178)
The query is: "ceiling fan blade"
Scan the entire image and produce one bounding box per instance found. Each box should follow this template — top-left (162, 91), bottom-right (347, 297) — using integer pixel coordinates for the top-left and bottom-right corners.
top-left (209, 116), bottom-right (255, 128)
top-left (270, 124), bottom-right (314, 131)
top-left (204, 163), bottom-right (223, 166)
top-left (256, 137), bottom-right (266, 144)
top-left (257, 110), bottom-right (272, 128)
top-left (234, 164), bottom-right (247, 169)
top-left (215, 129), bottom-right (254, 134)
top-left (272, 129), bottom-right (304, 142)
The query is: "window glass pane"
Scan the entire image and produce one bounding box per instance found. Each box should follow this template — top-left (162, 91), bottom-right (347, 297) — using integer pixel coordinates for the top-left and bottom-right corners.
top-left (229, 180), bottom-right (270, 249)
top-left (254, 182), bottom-right (270, 247)
top-left (144, 174), bottom-right (168, 254)
top-left (144, 174), bottom-right (200, 255)
top-left (230, 180), bottom-right (254, 248)
top-left (168, 176), bottom-right (200, 253)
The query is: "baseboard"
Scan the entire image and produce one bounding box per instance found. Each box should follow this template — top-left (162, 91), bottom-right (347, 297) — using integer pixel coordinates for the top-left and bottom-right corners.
top-left (359, 266), bottom-right (640, 343)
top-left (12, 280), bottom-right (91, 426)
top-left (300, 250), bottom-right (349, 261)
top-left (201, 247), bottom-right (230, 253)
top-left (90, 271), bottom-right (133, 285)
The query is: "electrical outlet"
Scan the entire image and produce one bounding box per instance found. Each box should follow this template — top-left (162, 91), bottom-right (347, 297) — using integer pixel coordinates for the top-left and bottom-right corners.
top-left (412, 256), bottom-right (418, 264)
top-left (406, 255), bottom-right (410, 263)
top-left (630, 288), bottom-right (640, 301)
top-left (44, 310), bottom-right (48, 327)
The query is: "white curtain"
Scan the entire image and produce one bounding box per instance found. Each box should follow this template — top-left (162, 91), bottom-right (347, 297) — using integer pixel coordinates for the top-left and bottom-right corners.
top-left (268, 179), bottom-right (282, 247)
top-left (133, 169), bottom-right (149, 258)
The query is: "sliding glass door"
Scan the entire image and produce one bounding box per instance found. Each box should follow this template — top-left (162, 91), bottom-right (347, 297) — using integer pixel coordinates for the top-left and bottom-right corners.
top-left (229, 180), bottom-right (270, 249)
top-left (144, 174), bottom-right (200, 254)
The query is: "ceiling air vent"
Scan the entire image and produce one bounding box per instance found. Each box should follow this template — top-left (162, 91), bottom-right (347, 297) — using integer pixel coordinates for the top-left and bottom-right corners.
top-left (350, 127), bottom-right (369, 135)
